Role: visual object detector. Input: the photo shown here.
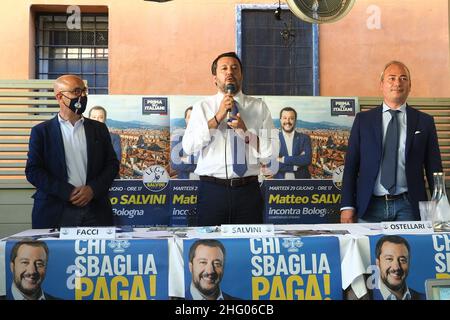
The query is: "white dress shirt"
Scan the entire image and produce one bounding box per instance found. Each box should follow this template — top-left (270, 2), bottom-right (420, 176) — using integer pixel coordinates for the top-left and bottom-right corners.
top-left (282, 130), bottom-right (297, 180)
top-left (373, 103), bottom-right (408, 196)
top-left (377, 276), bottom-right (412, 300)
top-left (11, 283), bottom-right (45, 300)
top-left (182, 91), bottom-right (279, 179)
top-left (58, 114), bottom-right (88, 187)
top-left (190, 282), bottom-right (224, 300)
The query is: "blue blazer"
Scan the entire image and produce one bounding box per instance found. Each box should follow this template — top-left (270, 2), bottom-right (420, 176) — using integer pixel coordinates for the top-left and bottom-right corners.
top-left (170, 134), bottom-right (197, 179)
top-left (341, 105), bottom-right (442, 219)
top-left (370, 287), bottom-right (425, 300)
top-left (184, 289), bottom-right (241, 300)
top-left (274, 131), bottom-right (312, 179)
top-left (25, 116), bottom-right (120, 228)
top-left (110, 132), bottom-right (122, 162)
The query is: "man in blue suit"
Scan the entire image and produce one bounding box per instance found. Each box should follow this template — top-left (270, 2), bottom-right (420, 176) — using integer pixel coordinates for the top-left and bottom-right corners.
top-left (185, 239), bottom-right (240, 300)
top-left (25, 75), bottom-right (119, 228)
top-left (274, 107), bottom-right (312, 179)
top-left (170, 106), bottom-right (198, 179)
top-left (346, 235), bottom-right (426, 300)
top-left (341, 61), bottom-right (442, 223)
top-left (8, 240), bottom-right (60, 300)
top-left (88, 106), bottom-right (122, 162)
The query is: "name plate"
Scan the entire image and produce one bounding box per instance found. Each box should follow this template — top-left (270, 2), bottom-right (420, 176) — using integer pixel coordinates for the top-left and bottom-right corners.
top-left (381, 221), bottom-right (434, 234)
top-left (60, 227), bottom-right (116, 239)
top-left (221, 224), bottom-right (274, 237)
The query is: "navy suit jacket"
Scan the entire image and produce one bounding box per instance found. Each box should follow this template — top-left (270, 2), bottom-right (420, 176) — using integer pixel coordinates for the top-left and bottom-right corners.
top-left (170, 133), bottom-right (197, 179)
top-left (341, 105), bottom-right (442, 219)
top-left (110, 132), bottom-right (122, 162)
top-left (370, 287), bottom-right (425, 300)
top-left (25, 116), bottom-right (120, 228)
top-left (184, 289), bottom-right (241, 300)
top-left (274, 131), bottom-right (312, 179)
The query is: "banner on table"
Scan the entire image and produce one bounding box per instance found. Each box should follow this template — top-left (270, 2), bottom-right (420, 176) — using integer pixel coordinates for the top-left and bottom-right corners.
top-left (365, 234), bottom-right (450, 300)
top-left (5, 239), bottom-right (169, 300)
top-left (183, 237), bottom-right (342, 300)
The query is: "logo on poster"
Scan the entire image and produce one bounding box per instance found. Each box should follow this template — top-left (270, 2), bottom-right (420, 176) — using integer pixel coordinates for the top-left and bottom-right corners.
top-left (143, 165), bottom-right (169, 192)
top-left (108, 240), bottom-right (131, 253)
top-left (330, 99), bottom-right (355, 116)
top-left (282, 238), bottom-right (304, 253)
top-left (142, 97), bottom-right (168, 115)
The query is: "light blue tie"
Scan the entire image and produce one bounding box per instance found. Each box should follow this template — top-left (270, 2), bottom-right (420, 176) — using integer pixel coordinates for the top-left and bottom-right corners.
top-left (380, 110), bottom-right (399, 194)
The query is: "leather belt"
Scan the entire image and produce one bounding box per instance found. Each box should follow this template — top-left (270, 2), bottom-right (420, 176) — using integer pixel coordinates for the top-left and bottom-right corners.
top-left (373, 193), bottom-right (407, 201)
top-left (199, 175), bottom-right (258, 187)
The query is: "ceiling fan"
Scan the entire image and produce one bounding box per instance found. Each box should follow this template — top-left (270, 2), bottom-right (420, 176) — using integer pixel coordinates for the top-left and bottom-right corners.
top-left (286, 0), bottom-right (355, 24)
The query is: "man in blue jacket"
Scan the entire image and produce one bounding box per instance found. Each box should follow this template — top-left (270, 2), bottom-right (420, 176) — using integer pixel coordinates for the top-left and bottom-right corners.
top-left (8, 240), bottom-right (60, 300)
top-left (88, 105), bottom-right (122, 162)
top-left (170, 106), bottom-right (198, 179)
top-left (274, 107), bottom-right (312, 179)
top-left (185, 239), bottom-right (240, 300)
top-left (341, 61), bottom-right (442, 223)
top-left (25, 74), bottom-right (119, 228)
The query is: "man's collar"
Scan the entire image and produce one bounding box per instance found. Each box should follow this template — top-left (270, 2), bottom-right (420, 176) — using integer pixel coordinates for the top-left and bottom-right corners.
top-left (11, 282), bottom-right (45, 300)
top-left (217, 90), bottom-right (244, 104)
top-left (190, 282), bottom-right (224, 300)
top-left (377, 276), bottom-right (411, 300)
top-left (382, 102), bottom-right (407, 113)
top-left (58, 113), bottom-right (85, 125)
top-left (282, 130), bottom-right (295, 138)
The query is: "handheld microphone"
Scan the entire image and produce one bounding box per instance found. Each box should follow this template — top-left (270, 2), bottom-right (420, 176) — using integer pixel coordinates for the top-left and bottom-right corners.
top-left (226, 83), bottom-right (237, 121)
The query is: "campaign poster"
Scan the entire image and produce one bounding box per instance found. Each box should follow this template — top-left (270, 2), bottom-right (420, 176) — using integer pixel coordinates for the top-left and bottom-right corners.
top-left (364, 234), bottom-right (450, 300)
top-left (87, 95), bottom-right (170, 226)
top-left (183, 236), bottom-right (342, 300)
top-left (262, 96), bottom-right (358, 224)
top-left (5, 239), bottom-right (169, 300)
top-left (168, 96), bottom-right (203, 226)
top-left (169, 95), bottom-right (203, 180)
top-left (169, 180), bottom-right (200, 227)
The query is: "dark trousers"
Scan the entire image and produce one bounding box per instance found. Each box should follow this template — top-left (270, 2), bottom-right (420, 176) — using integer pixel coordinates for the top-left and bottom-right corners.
top-left (195, 180), bottom-right (264, 226)
top-left (59, 203), bottom-right (99, 227)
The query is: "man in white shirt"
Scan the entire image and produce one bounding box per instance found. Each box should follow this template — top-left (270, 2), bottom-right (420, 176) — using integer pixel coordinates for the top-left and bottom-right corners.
top-left (25, 75), bottom-right (119, 228)
top-left (182, 52), bottom-right (279, 226)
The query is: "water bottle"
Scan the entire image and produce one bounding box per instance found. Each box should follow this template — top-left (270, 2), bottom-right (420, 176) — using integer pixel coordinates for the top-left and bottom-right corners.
top-left (431, 172), bottom-right (450, 231)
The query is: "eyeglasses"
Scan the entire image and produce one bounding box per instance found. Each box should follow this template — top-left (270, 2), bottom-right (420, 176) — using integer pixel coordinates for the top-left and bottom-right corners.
top-left (60, 87), bottom-right (88, 97)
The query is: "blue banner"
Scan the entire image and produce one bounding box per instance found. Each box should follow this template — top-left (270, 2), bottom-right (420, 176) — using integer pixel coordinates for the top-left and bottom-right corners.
top-left (183, 237), bottom-right (342, 300)
top-left (5, 239), bottom-right (169, 300)
top-left (264, 180), bottom-right (341, 224)
top-left (110, 180), bottom-right (170, 226)
top-left (169, 180), bottom-right (199, 226)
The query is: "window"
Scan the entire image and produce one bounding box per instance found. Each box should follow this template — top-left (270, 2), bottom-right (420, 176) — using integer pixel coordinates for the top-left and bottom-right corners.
top-left (36, 13), bottom-right (108, 94)
top-left (237, 6), bottom-right (318, 96)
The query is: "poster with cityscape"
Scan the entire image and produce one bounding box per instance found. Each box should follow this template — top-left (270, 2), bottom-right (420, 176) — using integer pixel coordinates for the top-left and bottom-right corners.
top-left (87, 95), bottom-right (171, 226)
top-left (261, 96), bottom-right (358, 224)
top-left (86, 95), bottom-right (357, 226)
